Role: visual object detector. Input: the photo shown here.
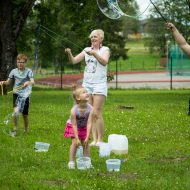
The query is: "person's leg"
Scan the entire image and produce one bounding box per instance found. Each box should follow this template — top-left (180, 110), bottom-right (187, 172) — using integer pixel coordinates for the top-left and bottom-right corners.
top-left (23, 115), bottom-right (29, 133)
top-left (13, 107), bottom-right (18, 132)
top-left (92, 94), bottom-right (105, 144)
top-left (12, 94), bottom-right (18, 134)
top-left (22, 97), bottom-right (29, 133)
top-left (68, 138), bottom-right (77, 169)
top-left (69, 138), bottom-right (77, 161)
top-left (82, 141), bottom-right (90, 157)
top-left (82, 142), bottom-right (93, 168)
top-left (88, 95), bottom-right (98, 145)
top-left (83, 82), bottom-right (106, 145)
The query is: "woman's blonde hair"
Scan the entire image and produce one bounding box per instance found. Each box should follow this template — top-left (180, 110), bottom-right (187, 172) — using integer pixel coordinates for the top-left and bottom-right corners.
top-left (89, 29), bottom-right (104, 41)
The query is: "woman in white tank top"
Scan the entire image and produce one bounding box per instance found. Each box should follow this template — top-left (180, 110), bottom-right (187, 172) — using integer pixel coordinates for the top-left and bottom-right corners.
top-left (65, 29), bottom-right (110, 146)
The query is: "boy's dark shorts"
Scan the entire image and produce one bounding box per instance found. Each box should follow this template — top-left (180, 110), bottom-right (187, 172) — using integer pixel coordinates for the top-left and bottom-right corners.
top-left (13, 94), bottom-right (30, 115)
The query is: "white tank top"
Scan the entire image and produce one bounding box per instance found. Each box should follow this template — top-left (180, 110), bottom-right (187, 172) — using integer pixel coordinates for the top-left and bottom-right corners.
top-left (83, 46), bottom-right (109, 83)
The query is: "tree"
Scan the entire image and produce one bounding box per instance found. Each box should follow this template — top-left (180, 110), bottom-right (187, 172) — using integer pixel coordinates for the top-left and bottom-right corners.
top-left (43, 0), bottom-right (128, 60)
top-left (0, 0), bottom-right (36, 82)
top-left (144, 0), bottom-right (190, 56)
top-left (0, 0), bottom-right (138, 78)
top-left (31, 0), bottom-right (128, 72)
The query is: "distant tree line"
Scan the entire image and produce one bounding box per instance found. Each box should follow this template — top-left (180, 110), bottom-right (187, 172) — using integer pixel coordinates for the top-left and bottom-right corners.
top-left (1, 0), bottom-right (190, 80)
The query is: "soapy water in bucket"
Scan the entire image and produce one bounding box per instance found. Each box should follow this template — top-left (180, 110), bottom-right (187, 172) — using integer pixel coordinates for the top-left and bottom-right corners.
top-left (97, 0), bottom-right (152, 19)
top-left (76, 157), bottom-right (92, 170)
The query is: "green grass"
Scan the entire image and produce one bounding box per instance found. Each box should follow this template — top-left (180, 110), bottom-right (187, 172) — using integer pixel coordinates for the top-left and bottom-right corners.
top-left (108, 40), bottom-right (163, 72)
top-left (0, 88), bottom-right (190, 189)
top-left (108, 54), bottom-right (162, 72)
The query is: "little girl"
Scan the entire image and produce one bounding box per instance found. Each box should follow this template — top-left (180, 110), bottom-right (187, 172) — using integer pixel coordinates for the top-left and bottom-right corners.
top-left (64, 86), bottom-right (94, 169)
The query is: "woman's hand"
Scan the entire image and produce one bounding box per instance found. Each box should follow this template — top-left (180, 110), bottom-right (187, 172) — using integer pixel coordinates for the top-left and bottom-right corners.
top-left (65, 48), bottom-right (71, 54)
top-left (166, 22), bottom-right (176, 31)
top-left (88, 50), bottom-right (96, 56)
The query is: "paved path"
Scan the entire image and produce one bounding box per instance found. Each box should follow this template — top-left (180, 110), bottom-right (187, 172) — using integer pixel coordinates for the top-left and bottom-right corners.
top-left (108, 71), bottom-right (190, 89)
top-left (36, 71), bottom-right (190, 89)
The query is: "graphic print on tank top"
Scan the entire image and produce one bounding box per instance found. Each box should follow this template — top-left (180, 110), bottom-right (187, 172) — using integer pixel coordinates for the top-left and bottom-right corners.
top-left (85, 55), bottom-right (98, 73)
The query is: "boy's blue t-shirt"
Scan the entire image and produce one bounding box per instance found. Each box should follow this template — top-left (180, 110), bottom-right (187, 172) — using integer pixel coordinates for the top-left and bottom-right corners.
top-left (8, 68), bottom-right (34, 95)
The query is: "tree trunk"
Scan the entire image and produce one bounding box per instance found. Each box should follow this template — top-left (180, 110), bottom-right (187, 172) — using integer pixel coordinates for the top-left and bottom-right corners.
top-left (0, 0), bottom-right (36, 83)
top-left (0, 0), bottom-right (16, 81)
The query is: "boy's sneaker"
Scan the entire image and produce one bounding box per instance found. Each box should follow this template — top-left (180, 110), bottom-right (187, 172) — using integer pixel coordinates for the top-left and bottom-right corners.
top-left (9, 130), bottom-right (17, 137)
top-left (68, 161), bottom-right (75, 169)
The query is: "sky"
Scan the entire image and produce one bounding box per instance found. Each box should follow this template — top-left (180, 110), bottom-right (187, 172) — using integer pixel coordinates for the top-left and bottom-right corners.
top-left (136, 0), bottom-right (151, 19)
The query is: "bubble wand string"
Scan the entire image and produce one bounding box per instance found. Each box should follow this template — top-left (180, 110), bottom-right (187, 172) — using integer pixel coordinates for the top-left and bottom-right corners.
top-left (40, 25), bottom-right (89, 53)
top-left (40, 25), bottom-right (84, 50)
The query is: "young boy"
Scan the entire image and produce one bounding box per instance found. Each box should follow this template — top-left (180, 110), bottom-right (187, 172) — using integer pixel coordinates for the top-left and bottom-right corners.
top-left (0, 53), bottom-right (35, 136)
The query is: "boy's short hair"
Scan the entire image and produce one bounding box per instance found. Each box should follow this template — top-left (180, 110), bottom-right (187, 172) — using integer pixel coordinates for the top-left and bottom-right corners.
top-left (17, 53), bottom-right (28, 62)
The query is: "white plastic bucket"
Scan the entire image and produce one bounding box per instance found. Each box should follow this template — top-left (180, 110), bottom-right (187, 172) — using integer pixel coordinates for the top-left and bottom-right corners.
top-left (35, 142), bottom-right (50, 152)
top-left (106, 159), bottom-right (121, 172)
top-left (108, 134), bottom-right (128, 155)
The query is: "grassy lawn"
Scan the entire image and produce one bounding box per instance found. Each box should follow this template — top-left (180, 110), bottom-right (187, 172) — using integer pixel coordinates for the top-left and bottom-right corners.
top-left (108, 40), bottom-right (164, 72)
top-left (108, 54), bottom-right (162, 72)
top-left (0, 88), bottom-right (190, 189)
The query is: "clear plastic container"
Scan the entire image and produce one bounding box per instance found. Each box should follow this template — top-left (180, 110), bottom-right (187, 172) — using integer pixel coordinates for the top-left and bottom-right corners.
top-left (76, 146), bottom-right (83, 157)
top-left (35, 142), bottom-right (50, 152)
top-left (106, 159), bottom-right (121, 172)
top-left (76, 157), bottom-right (91, 170)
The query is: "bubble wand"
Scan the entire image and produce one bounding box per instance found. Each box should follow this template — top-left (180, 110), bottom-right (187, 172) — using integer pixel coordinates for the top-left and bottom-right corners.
top-left (97, 0), bottom-right (168, 22)
top-left (7, 85), bottom-right (24, 94)
top-left (149, 0), bottom-right (167, 22)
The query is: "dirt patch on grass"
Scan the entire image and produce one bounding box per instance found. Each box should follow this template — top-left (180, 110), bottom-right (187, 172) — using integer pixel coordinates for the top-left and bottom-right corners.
top-left (118, 105), bottom-right (134, 110)
top-left (159, 157), bottom-right (188, 163)
top-left (147, 156), bottom-right (188, 163)
top-left (97, 172), bottom-right (138, 180)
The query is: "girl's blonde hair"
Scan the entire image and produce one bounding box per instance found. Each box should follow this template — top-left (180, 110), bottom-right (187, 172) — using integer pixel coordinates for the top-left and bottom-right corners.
top-left (72, 84), bottom-right (83, 104)
top-left (89, 29), bottom-right (104, 41)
